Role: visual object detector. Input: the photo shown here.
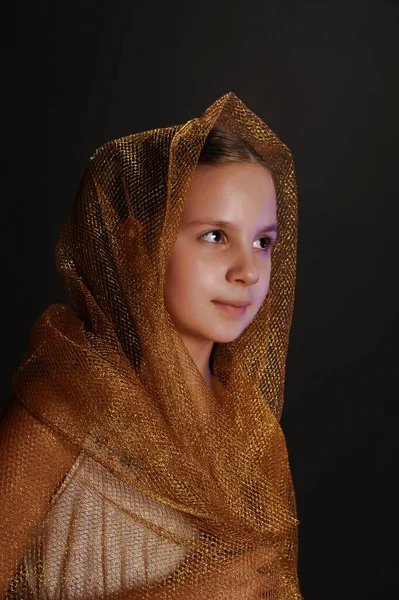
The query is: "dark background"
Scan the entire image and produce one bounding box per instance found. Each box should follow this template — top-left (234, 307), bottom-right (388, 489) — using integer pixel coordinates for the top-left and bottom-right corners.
top-left (1, 1), bottom-right (398, 598)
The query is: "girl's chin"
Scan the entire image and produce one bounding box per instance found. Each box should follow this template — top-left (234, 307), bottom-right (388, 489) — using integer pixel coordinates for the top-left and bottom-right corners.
top-left (172, 321), bottom-right (247, 346)
top-left (208, 329), bottom-right (246, 344)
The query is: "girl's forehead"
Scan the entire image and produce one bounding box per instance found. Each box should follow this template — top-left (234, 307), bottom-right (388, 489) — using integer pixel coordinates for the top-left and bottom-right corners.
top-left (181, 162), bottom-right (276, 221)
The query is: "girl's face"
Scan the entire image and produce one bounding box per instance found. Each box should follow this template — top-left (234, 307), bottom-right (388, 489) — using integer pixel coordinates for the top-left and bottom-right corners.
top-left (164, 162), bottom-right (277, 348)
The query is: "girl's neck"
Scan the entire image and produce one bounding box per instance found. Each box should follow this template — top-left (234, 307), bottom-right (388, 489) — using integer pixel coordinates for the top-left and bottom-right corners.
top-left (179, 336), bottom-right (215, 391)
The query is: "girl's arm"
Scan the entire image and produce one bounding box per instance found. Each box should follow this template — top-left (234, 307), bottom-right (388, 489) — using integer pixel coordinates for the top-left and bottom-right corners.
top-left (111, 547), bottom-right (275, 600)
top-left (0, 398), bottom-right (79, 597)
top-left (0, 400), bottom-right (273, 600)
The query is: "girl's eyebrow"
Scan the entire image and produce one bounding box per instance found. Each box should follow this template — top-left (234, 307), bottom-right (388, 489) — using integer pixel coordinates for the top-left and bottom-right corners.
top-left (188, 219), bottom-right (278, 238)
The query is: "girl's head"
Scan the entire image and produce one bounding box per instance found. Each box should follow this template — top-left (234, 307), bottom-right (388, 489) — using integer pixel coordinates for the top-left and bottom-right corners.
top-left (53, 93), bottom-right (296, 397)
top-left (163, 127), bottom-right (277, 355)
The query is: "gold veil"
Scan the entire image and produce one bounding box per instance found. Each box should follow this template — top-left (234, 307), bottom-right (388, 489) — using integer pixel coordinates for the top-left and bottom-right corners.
top-left (2, 92), bottom-right (301, 599)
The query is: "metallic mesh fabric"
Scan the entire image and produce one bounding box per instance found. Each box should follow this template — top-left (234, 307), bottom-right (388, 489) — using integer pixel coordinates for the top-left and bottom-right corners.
top-left (1, 92), bottom-right (301, 599)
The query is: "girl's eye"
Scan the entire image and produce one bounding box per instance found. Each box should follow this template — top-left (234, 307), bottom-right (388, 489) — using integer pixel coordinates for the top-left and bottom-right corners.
top-left (200, 230), bottom-right (225, 244)
top-left (253, 236), bottom-right (274, 251)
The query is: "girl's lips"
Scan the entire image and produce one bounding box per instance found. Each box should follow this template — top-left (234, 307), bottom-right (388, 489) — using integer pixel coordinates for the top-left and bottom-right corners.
top-left (212, 300), bottom-right (249, 317)
top-left (213, 299), bottom-right (251, 308)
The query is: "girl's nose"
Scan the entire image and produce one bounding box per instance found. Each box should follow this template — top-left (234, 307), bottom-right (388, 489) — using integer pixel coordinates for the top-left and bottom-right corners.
top-left (225, 250), bottom-right (260, 286)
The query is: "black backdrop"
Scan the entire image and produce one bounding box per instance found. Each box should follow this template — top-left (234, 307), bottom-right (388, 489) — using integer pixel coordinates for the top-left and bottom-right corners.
top-left (1, 1), bottom-right (398, 598)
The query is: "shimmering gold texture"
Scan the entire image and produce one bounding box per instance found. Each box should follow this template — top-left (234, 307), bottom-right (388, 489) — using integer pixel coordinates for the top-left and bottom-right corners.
top-left (1, 93), bottom-right (301, 598)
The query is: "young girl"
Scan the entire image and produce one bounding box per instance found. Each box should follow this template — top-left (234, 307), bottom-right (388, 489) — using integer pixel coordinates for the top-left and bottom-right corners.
top-left (0, 92), bottom-right (302, 599)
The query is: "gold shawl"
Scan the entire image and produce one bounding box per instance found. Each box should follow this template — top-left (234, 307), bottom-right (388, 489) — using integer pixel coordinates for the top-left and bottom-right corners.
top-left (3, 92), bottom-right (301, 599)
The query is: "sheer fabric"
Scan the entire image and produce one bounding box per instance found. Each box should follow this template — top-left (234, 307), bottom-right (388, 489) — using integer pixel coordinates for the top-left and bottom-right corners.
top-left (2, 92), bottom-right (301, 599)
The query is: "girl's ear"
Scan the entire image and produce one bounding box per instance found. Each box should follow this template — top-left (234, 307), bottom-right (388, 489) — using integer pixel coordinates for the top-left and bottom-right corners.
top-left (118, 217), bottom-right (148, 277)
top-left (119, 216), bottom-right (144, 240)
